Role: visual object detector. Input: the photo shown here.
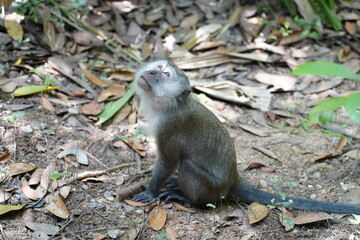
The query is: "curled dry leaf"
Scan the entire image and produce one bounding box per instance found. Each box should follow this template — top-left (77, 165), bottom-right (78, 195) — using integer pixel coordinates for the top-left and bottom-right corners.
top-left (149, 206), bottom-right (167, 231)
top-left (45, 193), bottom-right (69, 219)
top-left (245, 162), bottom-right (266, 171)
top-left (294, 212), bottom-right (333, 225)
top-left (21, 181), bottom-right (38, 200)
top-left (9, 163), bottom-right (36, 177)
top-left (0, 190), bottom-right (11, 203)
top-left (56, 146), bottom-right (88, 165)
top-left (248, 202), bottom-right (269, 224)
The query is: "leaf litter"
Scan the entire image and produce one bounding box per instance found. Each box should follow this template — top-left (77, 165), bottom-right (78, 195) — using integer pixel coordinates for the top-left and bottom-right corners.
top-left (0, 0), bottom-right (359, 239)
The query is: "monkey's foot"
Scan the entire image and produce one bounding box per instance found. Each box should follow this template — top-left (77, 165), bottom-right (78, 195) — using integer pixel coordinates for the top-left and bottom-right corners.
top-left (165, 175), bottom-right (179, 190)
top-left (158, 189), bottom-right (189, 204)
top-left (132, 185), bottom-right (157, 203)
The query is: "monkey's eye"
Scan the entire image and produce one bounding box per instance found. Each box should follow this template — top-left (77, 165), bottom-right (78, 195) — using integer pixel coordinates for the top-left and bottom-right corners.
top-left (158, 65), bottom-right (163, 70)
top-left (164, 72), bottom-right (170, 77)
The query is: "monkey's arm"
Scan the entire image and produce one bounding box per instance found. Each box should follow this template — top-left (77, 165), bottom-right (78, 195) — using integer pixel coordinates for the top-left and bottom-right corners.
top-left (132, 154), bottom-right (176, 202)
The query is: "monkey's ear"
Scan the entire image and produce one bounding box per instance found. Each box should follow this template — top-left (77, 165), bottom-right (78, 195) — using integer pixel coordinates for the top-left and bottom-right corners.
top-left (177, 88), bottom-right (192, 102)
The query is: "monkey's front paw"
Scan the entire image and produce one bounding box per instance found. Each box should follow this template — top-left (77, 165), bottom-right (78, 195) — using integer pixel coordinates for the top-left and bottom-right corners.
top-left (132, 190), bottom-right (156, 203)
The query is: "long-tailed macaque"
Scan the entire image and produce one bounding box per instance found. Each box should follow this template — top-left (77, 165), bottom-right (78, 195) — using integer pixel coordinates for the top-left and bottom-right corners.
top-left (132, 59), bottom-right (360, 214)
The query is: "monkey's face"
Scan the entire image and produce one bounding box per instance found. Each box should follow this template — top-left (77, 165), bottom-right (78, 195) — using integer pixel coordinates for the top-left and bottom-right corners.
top-left (135, 60), bottom-right (191, 107)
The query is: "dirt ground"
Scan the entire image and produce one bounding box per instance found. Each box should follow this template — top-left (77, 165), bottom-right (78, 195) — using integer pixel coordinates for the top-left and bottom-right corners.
top-left (1, 86), bottom-right (359, 239)
top-left (1, 0), bottom-right (360, 239)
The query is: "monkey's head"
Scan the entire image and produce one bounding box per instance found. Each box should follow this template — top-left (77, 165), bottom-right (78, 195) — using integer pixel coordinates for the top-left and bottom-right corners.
top-left (135, 59), bottom-right (192, 112)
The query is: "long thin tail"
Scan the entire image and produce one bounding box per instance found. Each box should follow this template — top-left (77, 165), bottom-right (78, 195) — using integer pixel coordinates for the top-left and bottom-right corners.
top-left (232, 179), bottom-right (360, 214)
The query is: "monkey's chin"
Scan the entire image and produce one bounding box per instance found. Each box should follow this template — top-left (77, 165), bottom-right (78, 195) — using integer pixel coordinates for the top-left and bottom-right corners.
top-left (137, 77), bottom-right (151, 90)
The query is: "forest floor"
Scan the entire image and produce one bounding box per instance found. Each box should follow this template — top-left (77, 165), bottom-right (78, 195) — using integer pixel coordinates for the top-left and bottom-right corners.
top-left (0, 0), bottom-right (360, 239)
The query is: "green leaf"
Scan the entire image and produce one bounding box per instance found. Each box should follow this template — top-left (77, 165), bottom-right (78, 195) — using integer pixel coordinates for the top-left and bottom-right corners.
top-left (317, 0), bottom-right (342, 30)
top-left (14, 85), bottom-right (59, 96)
top-left (349, 214), bottom-right (360, 225)
top-left (96, 81), bottom-right (135, 125)
top-left (343, 92), bottom-right (360, 126)
top-left (0, 204), bottom-right (26, 215)
top-left (309, 96), bottom-right (344, 124)
top-left (309, 91), bottom-right (360, 126)
top-left (44, 75), bottom-right (52, 89)
top-left (292, 61), bottom-right (360, 81)
top-left (206, 203), bottom-right (216, 209)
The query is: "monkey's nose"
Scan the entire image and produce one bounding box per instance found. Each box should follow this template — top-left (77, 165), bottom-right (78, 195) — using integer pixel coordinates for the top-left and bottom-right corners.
top-left (148, 70), bottom-right (155, 75)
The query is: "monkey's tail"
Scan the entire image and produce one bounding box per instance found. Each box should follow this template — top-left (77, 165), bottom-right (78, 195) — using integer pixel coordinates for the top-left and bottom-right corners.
top-left (232, 178), bottom-right (360, 214)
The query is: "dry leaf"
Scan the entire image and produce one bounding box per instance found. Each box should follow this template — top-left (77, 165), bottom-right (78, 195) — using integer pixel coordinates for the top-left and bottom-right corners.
top-left (294, 212), bottom-right (333, 225)
top-left (41, 163), bottom-right (56, 190)
top-left (345, 21), bottom-right (358, 35)
top-left (0, 153), bottom-right (11, 163)
top-left (174, 202), bottom-right (195, 213)
top-left (344, 149), bottom-right (360, 160)
top-left (0, 190), bottom-right (11, 203)
top-left (4, 14), bottom-right (23, 41)
top-left (47, 56), bottom-right (73, 77)
top-left (165, 226), bottom-right (179, 240)
top-left (35, 185), bottom-right (47, 199)
top-left (21, 181), bottom-right (38, 200)
top-left (97, 84), bottom-right (126, 102)
top-left (9, 163), bottom-right (36, 176)
top-left (79, 63), bottom-right (111, 87)
top-left (41, 96), bottom-right (55, 112)
top-left (239, 124), bottom-right (269, 137)
top-left (338, 46), bottom-right (356, 62)
top-left (42, 7), bottom-right (56, 51)
top-left (24, 221), bottom-right (60, 235)
top-left (253, 71), bottom-right (297, 91)
top-left (149, 206), bottom-right (167, 231)
top-left (72, 32), bottom-right (104, 46)
top-left (81, 100), bottom-right (104, 116)
top-left (245, 162), bottom-right (266, 171)
top-left (335, 136), bottom-right (347, 152)
top-left (248, 202), bottom-right (268, 224)
top-left (113, 103), bottom-right (132, 123)
top-left (124, 199), bottom-right (148, 207)
top-left (45, 194), bottom-right (69, 219)
top-left (110, 70), bottom-right (135, 81)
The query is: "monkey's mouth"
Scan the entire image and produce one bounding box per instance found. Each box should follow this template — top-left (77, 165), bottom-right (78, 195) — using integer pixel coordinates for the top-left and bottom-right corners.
top-left (138, 76), bottom-right (151, 90)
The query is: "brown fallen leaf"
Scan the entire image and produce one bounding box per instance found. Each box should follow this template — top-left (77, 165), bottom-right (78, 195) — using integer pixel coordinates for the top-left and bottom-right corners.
top-left (79, 63), bottom-right (111, 87)
top-left (124, 199), bottom-right (148, 207)
top-left (0, 153), bottom-right (11, 163)
top-left (165, 226), bottom-right (179, 240)
top-left (344, 149), bottom-right (360, 160)
top-left (174, 202), bottom-right (195, 213)
top-left (9, 163), bottom-right (36, 177)
top-left (245, 162), bottom-right (266, 171)
top-left (149, 205), bottom-right (167, 231)
top-left (113, 103), bottom-right (132, 123)
top-left (335, 136), bottom-right (347, 152)
top-left (110, 70), bottom-right (135, 82)
top-left (248, 202), bottom-right (268, 224)
top-left (97, 84), bottom-right (126, 102)
top-left (294, 212), bottom-right (333, 225)
top-left (21, 181), bottom-right (38, 200)
top-left (41, 96), bottom-right (55, 112)
top-left (45, 193), bottom-right (69, 219)
top-left (81, 100), bottom-right (104, 116)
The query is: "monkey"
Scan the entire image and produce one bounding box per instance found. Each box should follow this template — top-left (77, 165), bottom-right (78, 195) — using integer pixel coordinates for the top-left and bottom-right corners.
top-left (131, 59), bottom-right (360, 214)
